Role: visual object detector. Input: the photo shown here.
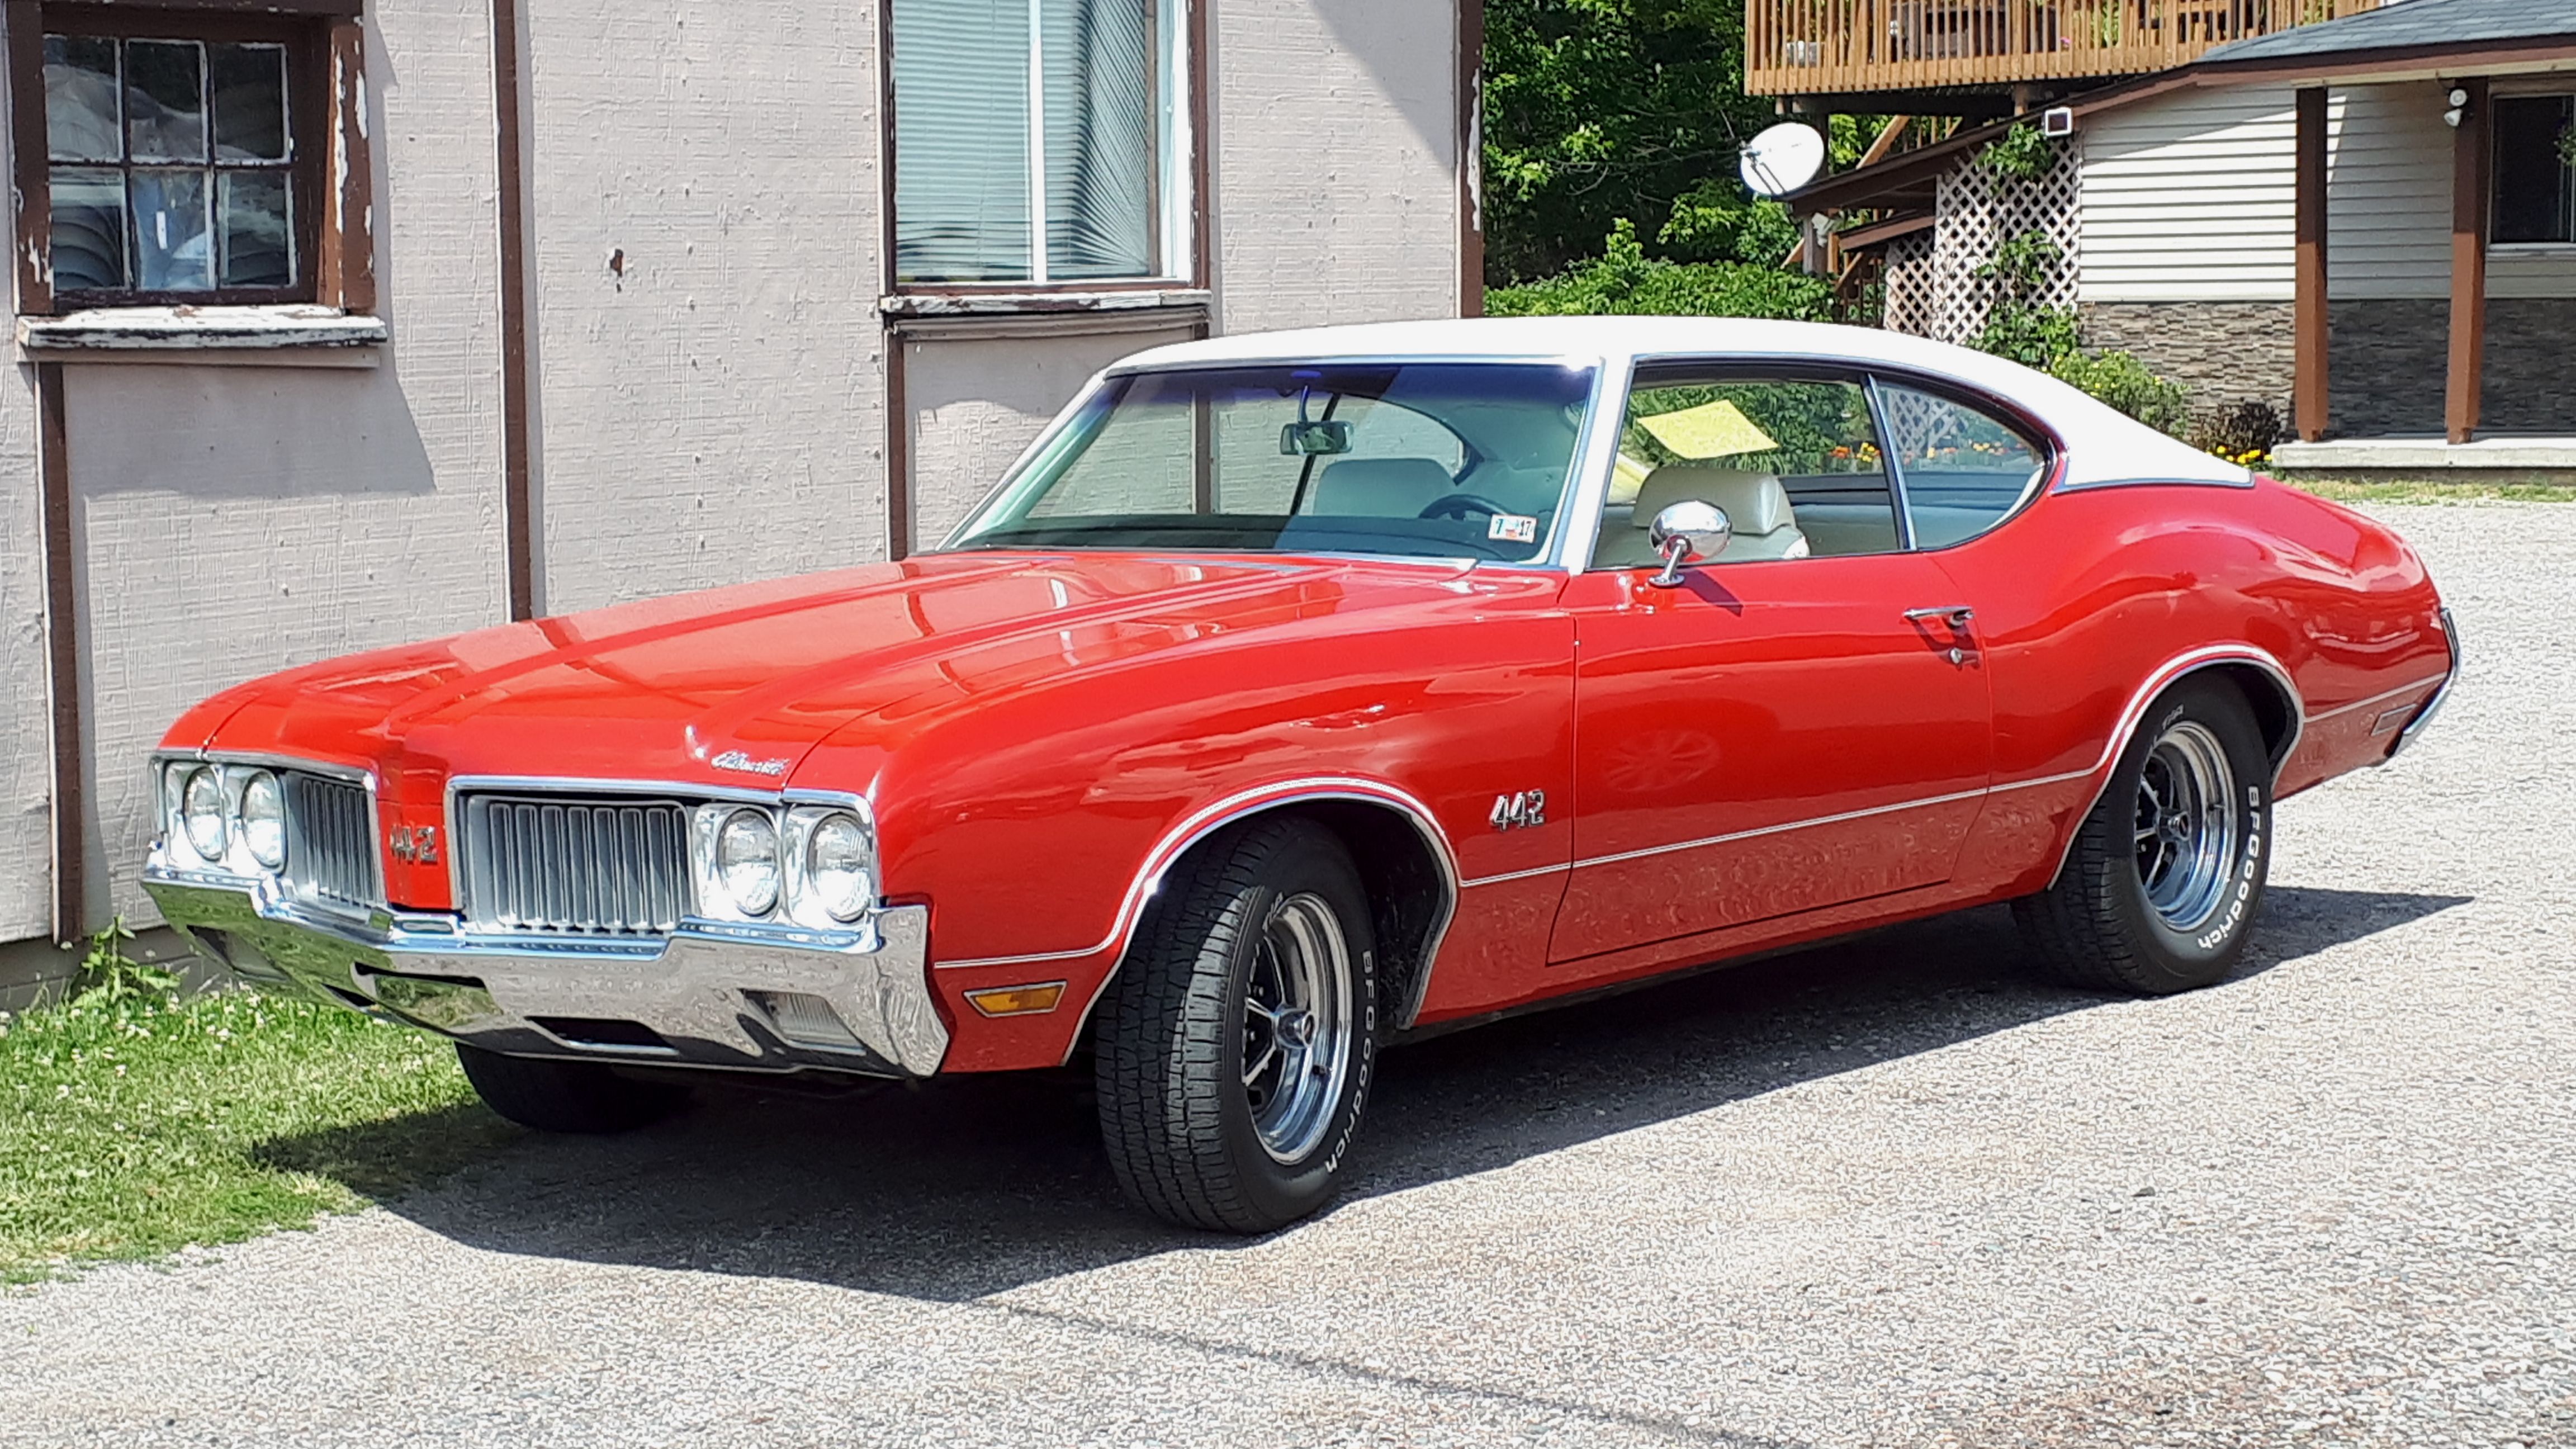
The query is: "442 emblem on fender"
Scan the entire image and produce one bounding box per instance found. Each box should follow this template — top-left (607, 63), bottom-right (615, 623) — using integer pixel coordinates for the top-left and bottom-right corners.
top-left (388, 825), bottom-right (440, 865)
top-left (1489, 790), bottom-right (1547, 831)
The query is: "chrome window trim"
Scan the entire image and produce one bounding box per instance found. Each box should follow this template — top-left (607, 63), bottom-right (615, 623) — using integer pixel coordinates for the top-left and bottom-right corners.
top-left (938, 356), bottom-right (1617, 573)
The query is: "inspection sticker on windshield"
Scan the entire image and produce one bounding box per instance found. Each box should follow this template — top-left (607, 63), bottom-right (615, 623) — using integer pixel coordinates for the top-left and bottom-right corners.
top-left (1488, 514), bottom-right (1538, 544)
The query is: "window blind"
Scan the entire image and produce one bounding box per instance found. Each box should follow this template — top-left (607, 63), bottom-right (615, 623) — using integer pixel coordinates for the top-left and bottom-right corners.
top-left (892, 0), bottom-right (1033, 282)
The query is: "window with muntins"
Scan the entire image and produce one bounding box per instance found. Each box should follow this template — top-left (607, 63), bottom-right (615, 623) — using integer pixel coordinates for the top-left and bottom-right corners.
top-left (891, 0), bottom-right (1188, 286)
top-left (41, 21), bottom-right (316, 302)
top-left (2493, 94), bottom-right (2574, 245)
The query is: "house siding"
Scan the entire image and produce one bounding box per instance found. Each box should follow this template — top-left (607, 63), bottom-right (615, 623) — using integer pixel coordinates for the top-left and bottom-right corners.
top-left (2078, 84), bottom-right (2299, 304)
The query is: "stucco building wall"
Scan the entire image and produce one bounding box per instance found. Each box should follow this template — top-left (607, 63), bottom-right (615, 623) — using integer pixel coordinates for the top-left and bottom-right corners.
top-left (1, 0), bottom-right (1471, 962)
top-left (522, 1), bottom-right (894, 615)
top-left (59, 1), bottom-right (512, 929)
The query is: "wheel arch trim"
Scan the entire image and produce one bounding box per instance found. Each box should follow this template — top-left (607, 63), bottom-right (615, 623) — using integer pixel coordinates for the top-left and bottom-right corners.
top-left (929, 776), bottom-right (1461, 1059)
top-left (2032, 645), bottom-right (2304, 891)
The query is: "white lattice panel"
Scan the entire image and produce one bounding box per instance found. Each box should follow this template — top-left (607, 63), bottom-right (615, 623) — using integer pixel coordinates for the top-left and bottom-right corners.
top-left (1883, 144), bottom-right (2079, 346)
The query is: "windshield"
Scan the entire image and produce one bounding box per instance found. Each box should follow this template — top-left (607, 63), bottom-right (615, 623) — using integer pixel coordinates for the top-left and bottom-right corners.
top-left (943, 362), bottom-right (1597, 563)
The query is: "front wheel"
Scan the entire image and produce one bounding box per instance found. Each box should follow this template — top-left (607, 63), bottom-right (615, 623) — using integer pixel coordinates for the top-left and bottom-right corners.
top-left (2014, 679), bottom-right (2273, 995)
top-left (1093, 818), bottom-right (1379, 1233)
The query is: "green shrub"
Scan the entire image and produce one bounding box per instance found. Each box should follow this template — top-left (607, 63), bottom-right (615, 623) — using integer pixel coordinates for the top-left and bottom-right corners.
top-left (1486, 219), bottom-right (1835, 321)
top-left (2049, 349), bottom-right (2192, 437)
top-left (1973, 301), bottom-right (2082, 370)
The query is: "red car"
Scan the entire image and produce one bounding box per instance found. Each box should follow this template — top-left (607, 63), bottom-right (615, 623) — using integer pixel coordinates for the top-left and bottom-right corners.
top-left (145, 318), bottom-right (2455, 1232)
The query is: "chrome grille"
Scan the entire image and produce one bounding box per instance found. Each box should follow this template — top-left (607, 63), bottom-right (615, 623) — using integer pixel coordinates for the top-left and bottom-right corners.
top-left (459, 795), bottom-right (692, 935)
top-left (282, 772), bottom-right (382, 911)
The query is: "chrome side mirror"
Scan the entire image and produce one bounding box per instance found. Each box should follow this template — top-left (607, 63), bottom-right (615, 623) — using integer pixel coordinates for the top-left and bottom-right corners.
top-left (1646, 501), bottom-right (1730, 588)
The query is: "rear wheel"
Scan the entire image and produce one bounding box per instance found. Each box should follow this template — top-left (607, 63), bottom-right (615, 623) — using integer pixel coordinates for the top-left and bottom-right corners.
top-left (1093, 818), bottom-right (1379, 1233)
top-left (456, 1044), bottom-right (693, 1133)
top-left (2014, 679), bottom-right (2272, 995)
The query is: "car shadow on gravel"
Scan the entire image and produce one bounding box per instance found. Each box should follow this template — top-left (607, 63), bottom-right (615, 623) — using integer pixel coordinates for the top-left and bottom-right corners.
top-left (307, 886), bottom-right (2465, 1302)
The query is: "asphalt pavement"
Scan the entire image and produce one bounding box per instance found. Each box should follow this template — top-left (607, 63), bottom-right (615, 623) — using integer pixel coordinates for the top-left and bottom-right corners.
top-left (6, 501), bottom-right (2570, 1448)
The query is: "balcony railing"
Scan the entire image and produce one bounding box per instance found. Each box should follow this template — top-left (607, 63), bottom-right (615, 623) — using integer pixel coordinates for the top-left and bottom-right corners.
top-left (1746, 0), bottom-right (2383, 96)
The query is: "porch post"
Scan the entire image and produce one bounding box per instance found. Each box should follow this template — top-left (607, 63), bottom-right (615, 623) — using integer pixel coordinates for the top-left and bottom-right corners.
top-left (2294, 87), bottom-right (2329, 443)
top-left (2445, 77), bottom-right (2490, 446)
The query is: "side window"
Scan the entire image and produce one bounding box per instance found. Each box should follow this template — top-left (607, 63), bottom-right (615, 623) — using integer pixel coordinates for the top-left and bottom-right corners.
top-left (1875, 384), bottom-right (2047, 548)
top-left (1595, 373), bottom-right (1899, 568)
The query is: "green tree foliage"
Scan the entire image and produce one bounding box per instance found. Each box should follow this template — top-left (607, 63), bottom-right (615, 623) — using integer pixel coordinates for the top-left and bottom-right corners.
top-left (1481, 0), bottom-right (1881, 283)
top-left (1486, 219), bottom-right (1834, 320)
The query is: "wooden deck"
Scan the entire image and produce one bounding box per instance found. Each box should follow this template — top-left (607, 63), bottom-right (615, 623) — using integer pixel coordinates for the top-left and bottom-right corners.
top-left (1745, 0), bottom-right (2383, 96)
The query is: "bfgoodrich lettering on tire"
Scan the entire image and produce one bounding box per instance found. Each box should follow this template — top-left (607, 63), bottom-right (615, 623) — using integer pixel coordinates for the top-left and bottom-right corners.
top-left (2014, 678), bottom-right (2274, 995)
top-left (1092, 817), bottom-right (1379, 1233)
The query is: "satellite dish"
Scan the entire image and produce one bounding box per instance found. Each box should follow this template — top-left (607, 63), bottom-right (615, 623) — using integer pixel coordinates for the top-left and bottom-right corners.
top-left (1740, 122), bottom-right (1827, 197)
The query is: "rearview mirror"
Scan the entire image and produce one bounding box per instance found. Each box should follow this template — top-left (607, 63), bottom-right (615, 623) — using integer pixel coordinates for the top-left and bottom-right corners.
top-left (1280, 420), bottom-right (1354, 456)
top-left (1647, 501), bottom-right (1731, 588)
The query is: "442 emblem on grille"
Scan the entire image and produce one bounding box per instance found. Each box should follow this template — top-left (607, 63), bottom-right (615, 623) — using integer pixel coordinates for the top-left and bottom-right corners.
top-left (388, 825), bottom-right (440, 864)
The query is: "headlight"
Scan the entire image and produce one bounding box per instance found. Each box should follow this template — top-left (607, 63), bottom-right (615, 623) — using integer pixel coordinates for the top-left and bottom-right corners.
top-left (714, 808), bottom-right (781, 916)
top-left (181, 766), bottom-right (228, 862)
top-left (802, 812), bottom-right (874, 923)
top-left (240, 770), bottom-right (287, 870)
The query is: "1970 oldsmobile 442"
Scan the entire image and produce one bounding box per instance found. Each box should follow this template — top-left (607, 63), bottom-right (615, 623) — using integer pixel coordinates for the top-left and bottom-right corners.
top-left (145, 318), bottom-right (2455, 1231)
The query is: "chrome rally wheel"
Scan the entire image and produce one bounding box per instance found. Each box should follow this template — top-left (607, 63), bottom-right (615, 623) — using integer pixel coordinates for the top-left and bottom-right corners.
top-left (2134, 719), bottom-right (2242, 934)
top-left (1094, 818), bottom-right (1379, 1233)
top-left (2015, 678), bottom-right (2274, 996)
top-left (1241, 892), bottom-right (1358, 1164)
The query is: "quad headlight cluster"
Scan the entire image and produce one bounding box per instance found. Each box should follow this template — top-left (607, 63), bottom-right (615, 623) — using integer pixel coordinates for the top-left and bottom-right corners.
top-left (159, 761), bottom-right (290, 875)
top-left (691, 802), bottom-right (878, 929)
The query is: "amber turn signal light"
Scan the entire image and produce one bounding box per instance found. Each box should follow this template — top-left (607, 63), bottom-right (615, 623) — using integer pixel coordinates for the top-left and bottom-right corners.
top-left (964, 982), bottom-right (1067, 1017)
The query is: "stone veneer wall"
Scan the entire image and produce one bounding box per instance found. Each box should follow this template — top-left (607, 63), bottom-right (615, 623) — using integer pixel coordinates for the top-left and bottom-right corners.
top-left (2328, 300), bottom-right (2447, 436)
top-left (2078, 302), bottom-right (2296, 418)
top-left (2483, 299), bottom-right (2576, 433)
top-left (2083, 298), bottom-right (2576, 437)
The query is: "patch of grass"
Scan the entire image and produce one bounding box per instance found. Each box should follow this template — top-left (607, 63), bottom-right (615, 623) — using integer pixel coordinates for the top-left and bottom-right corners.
top-left (2285, 477), bottom-right (2576, 504)
top-left (1, 927), bottom-right (517, 1283)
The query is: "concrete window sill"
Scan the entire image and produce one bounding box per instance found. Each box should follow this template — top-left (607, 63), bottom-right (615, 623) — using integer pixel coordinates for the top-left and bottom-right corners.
top-left (880, 288), bottom-right (1210, 340)
top-left (17, 306), bottom-right (388, 368)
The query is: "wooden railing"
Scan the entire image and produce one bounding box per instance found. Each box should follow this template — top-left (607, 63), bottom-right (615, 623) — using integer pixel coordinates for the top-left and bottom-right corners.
top-left (1745, 0), bottom-right (2383, 96)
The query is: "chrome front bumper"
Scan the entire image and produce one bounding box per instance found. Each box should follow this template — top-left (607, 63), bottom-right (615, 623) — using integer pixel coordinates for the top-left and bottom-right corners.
top-left (143, 859), bottom-right (948, 1078)
top-left (2393, 606), bottom-right (2460, 757)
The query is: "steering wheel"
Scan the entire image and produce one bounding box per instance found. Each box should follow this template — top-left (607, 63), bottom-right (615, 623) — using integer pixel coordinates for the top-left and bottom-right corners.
top-left (1418, 493), bottom-right (1512, 520)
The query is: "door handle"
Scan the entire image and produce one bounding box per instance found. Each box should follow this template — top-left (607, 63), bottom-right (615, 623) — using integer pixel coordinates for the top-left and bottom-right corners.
top-left (1903, 605), bottom-right (1975, 630)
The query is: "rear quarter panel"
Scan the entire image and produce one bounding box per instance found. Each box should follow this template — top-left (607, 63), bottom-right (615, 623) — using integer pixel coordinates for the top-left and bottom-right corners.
top-left (1935, 477), bottom-right (2449, 900)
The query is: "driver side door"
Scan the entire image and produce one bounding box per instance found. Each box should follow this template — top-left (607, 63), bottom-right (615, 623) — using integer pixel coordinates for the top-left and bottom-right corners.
top-left (1549, 367), bottom-right (1995, 967)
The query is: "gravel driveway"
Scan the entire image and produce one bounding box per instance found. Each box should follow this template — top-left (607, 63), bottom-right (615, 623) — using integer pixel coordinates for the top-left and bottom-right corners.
top-left (8, 502), bottom-right (2570, 1449)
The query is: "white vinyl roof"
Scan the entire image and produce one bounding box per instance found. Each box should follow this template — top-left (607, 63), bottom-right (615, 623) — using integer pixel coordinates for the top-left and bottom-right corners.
top-left (1114, 316), bottom-right (2247, 491)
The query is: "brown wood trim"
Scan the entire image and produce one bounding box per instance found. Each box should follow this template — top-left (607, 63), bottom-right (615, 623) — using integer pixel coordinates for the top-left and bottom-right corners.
top-left (2294, 87), bottom-right (2329, 445)
top-left (886, 332), bottom-right (910, 560)
top-left (2445, 77), bottom-right (2489, 447)
top-left (7, 0), bottom-right (51, 314)
top-left (491, 0), bottom-right (534, 617)
top-left (877, 0), bottom-right (905, 560)
top-left (315, 16), bottom-right (370, 311)
top-left (892, 278), bottom-right (1195, 298)
top-left (2196, 37), bottom-right (2576, 87)
top-left (1186, 0), bottom-right (1210, 291)
top-left (1455, 0), bottom-right (1482, 317)
top-left (35, 361), bottom-right (84, 943)
top-left (1838, 211), bottom-right (1933, 250)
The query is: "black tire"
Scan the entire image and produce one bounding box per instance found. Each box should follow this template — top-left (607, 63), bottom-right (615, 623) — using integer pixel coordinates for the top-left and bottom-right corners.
top-left (456, 1043), bottom-right (692, 1133)
top-left (2014, 678), bottom-right (2273, 995)
top-left (1093, 818), bottom-right (1379, 1233)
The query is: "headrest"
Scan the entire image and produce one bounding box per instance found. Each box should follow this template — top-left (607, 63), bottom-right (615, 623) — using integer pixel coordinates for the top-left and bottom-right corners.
top-left (1632, 466), bottom-right (1794, 536)
top-left (1309, 458), bottom-right (1456, 518)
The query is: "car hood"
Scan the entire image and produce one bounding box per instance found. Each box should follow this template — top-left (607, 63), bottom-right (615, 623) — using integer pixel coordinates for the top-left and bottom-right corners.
top-left (183, 552), bottom-right (1474, 794)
